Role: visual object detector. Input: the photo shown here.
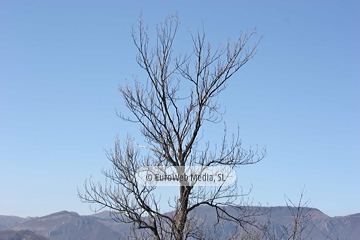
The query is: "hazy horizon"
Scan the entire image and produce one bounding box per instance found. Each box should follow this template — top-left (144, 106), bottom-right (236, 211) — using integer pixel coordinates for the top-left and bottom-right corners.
top-left (2, 205), bottom-right (359, 219)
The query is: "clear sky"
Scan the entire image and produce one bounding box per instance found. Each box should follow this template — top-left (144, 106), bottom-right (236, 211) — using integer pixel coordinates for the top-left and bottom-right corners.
top-left (1, 1), bottom-right (359, 218)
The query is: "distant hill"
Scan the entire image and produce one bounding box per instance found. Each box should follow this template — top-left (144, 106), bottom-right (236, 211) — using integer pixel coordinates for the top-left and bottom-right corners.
top-left (1, 207), bottom-right (359, 240)
top-left (0, 229), bottom-right (48, 240)
top-left (11, 211), bottom-right (120, 240)
top-left (0, 216), bottom-right (28, 230)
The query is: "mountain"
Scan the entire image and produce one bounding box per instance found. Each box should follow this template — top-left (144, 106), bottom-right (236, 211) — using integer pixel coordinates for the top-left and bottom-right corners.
top-left (312, 213), bottom-right (360, 240)
top-left (11, 211), bottom-right (120, 240)
top-left (0, 216), bottom-right (27, 230)
top-left (87, 207), bottom-right (360, 240)
top-left (0, 229), bottom-right (48, 240)
top-left (1, 207), bottom-right (359, 240)
top-left (86, 211), bottom-right (131, 234)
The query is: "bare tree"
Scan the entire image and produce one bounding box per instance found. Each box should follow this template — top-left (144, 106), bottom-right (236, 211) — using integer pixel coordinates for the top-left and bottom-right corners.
top-left (282, 188), bottom-right (314, 240)
top-left (261, 188), bottom-right (315, 240)
top-left (79, 13), bottom-right (265, 240)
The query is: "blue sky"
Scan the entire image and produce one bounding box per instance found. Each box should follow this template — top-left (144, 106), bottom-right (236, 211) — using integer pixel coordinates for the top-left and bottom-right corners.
top-left (1, 1), bottom-right (359, 218)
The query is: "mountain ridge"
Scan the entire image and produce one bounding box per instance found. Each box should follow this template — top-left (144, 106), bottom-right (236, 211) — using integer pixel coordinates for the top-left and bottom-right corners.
top-left (0, 207), bottom-right (358, 240)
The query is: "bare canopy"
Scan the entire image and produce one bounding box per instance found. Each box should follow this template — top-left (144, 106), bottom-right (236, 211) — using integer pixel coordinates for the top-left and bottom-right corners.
top-left (79, 13), bottom-right (266, 240)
